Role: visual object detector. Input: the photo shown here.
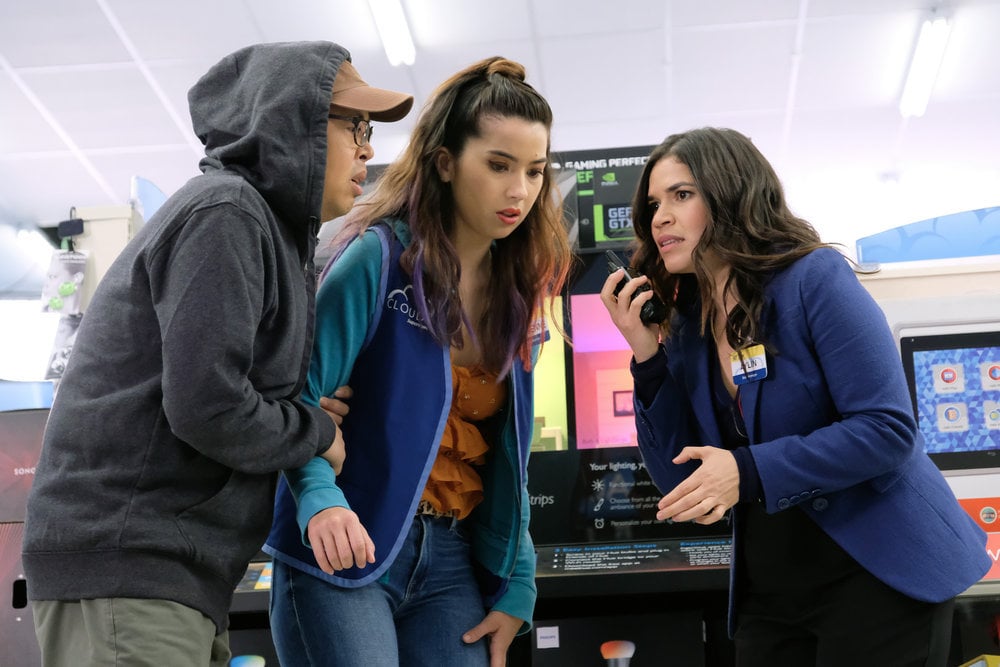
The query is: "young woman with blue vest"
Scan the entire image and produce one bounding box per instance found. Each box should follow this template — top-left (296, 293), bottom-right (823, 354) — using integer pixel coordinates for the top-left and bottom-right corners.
top-left (600, 127), bottom-right (989, 667)
top-left (264, 57), bottom-right (572, 667)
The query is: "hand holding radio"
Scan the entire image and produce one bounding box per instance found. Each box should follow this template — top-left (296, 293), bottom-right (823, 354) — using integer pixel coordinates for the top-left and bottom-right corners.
top-left (605, 250), bottom-right (668, 326)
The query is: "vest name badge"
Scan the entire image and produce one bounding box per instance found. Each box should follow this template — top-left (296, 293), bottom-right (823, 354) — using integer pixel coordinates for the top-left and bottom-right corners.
top-left (730, 344), bottom-right (767, 386)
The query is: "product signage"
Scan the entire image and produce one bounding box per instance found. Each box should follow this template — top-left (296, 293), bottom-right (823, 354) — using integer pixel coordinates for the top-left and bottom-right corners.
top-left (527, 447), bottom-right (731, 577)
top-left (552, 146), bottom-right (655, 252)
top-left (0, 409), bottom-right (48, 523)
top-left (959, 497), bottom-right (1000, 582)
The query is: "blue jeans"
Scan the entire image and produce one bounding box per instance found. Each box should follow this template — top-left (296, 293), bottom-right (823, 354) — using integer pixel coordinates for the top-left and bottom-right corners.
top-left (270, 514), bottom-right (489, 667)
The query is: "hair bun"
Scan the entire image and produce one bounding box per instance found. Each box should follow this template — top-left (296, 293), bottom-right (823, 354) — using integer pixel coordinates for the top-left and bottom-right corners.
top-left (484, 57), bottom-right (526, 83)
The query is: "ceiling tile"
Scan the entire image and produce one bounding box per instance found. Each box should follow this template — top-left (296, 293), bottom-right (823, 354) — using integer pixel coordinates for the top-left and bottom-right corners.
top-left (795, 13), bottom-right (917, 109)
top-left (20, 67), bottom-right (188, 149)
top-left (538, 32), bottom-right (667, 126)
top-left (672, 23), bottom-right (796, 115)
top-left (808, 0), bottom-right (933, 18)
top-left (532, 0), bottom-right (667, 36)
top-left (0, 76), bottom-right (65, 153)
top-left (0, 1), bottom-right (127, 67)
top-left (247, 0), bottom-right (379, 44)
top-left (671, 0), bottom-right (802, 26)
top-left (105, 0), bottom-right (262, 62)
top-left (406, 0), bottom-right (534, 46)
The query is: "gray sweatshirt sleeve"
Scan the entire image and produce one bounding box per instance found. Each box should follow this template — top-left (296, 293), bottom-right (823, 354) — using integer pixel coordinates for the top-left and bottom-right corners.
top-left (149, 205), bottom-right (334, 474)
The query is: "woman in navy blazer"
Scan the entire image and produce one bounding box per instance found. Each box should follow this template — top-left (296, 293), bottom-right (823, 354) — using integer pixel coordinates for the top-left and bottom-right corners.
top-left (601, 127), bottom-right (989, 667)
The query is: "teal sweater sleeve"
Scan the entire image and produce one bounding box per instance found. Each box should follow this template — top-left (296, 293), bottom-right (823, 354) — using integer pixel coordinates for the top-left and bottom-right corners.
top-left (492, 480), bottom-right (538, 633)
top-left (491, 338), bottom-right (543, 632)
top-left (284, 230), bottom-right (383, 542)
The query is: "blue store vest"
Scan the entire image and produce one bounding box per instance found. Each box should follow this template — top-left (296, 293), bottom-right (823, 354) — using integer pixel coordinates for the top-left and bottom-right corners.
top-left (265, 222), bottom-right (534, 607)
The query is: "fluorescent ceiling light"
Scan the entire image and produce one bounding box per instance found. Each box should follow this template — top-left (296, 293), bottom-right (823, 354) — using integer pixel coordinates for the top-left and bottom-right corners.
top-left (367, 0), bottom-right (415, 67)
top-left (899, 15), bottom-right (952, 118)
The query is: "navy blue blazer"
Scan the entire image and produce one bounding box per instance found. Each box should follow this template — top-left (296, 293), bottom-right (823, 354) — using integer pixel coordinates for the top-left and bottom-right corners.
top-left (635, 247), bottom-right (989, 611)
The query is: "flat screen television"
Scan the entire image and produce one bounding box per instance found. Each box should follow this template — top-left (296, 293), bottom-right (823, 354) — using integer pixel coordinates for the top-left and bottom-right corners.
top-left (899, 330), bottom-right (1000, 472)
top-left (527, 252), bottom-right (731, 584)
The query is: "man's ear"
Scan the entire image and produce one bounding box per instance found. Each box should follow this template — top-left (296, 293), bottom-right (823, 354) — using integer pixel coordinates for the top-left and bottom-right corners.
top-left (434, 148), bottom-right (453, 183)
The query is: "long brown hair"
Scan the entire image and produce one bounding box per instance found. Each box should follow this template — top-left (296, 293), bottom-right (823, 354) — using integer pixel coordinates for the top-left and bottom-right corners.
top-left (629, 127), bottom-right (834, 348)
top-left (335, 57), bottom-right (571, 377)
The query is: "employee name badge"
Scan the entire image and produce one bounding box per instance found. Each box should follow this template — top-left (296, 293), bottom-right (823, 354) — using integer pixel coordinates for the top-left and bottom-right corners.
top-left (730, 344), bottom-right (767, 386)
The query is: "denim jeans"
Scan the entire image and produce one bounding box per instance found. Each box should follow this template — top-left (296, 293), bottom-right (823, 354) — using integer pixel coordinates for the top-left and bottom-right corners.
top-left (270, 514), bottom-right (489, 667)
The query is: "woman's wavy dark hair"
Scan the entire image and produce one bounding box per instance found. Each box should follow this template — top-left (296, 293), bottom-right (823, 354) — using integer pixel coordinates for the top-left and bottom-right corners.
top-left (629, 127), bottom-right (835, 348)
top-left (333, 56), bottom-right (571, 378)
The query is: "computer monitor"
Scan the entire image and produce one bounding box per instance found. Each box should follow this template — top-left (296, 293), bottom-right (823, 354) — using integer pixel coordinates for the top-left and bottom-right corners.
top-left (899, 329), bottom-right (1000, 473)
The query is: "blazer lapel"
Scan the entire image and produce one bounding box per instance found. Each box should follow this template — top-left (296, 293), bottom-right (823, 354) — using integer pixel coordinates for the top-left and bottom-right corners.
top-left (679, 329), bottom-right (724, 445)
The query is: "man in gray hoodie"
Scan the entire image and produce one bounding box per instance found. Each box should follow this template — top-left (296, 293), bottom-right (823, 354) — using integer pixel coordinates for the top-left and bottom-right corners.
top-left (22, 41), bottom-right (412, 665)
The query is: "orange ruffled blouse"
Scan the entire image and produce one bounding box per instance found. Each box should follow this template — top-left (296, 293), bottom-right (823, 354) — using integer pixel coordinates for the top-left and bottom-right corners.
top-left (419, 364), bottom-right (506, 519)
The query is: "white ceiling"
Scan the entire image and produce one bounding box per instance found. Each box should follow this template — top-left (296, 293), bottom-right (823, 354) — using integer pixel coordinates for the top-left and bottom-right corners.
top-left (2, 0), bottom-right (1000, 255)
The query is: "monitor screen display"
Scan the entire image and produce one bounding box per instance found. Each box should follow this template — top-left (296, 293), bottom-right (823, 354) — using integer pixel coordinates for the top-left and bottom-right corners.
top-left (900, 330), bottom-right (1000, 471)
top-left (551, 146), bottom-right (655, 252)
top-left (567, 291), bottom-right (635, 449)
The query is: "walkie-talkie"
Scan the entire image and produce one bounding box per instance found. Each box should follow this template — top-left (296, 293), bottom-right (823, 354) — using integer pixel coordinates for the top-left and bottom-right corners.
top-left (605, 250), bottom-right (668, 325)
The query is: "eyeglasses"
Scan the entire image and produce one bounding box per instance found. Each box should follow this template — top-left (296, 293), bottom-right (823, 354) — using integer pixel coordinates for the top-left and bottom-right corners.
top-left (328, 113), bottom-right (374, 147)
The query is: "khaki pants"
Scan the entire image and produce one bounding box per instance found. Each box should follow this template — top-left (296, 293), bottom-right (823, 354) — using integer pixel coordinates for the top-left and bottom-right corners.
top-left (32, 598), bottom-right (231, 667)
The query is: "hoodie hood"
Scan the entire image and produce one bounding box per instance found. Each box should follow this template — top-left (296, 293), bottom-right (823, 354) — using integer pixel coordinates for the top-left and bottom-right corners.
top-left (188, 41), bottom-right (349, 230)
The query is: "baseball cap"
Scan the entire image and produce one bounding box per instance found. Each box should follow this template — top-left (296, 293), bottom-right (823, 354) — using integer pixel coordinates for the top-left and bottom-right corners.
top-left (331, 60), bottom-right (413, 122)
